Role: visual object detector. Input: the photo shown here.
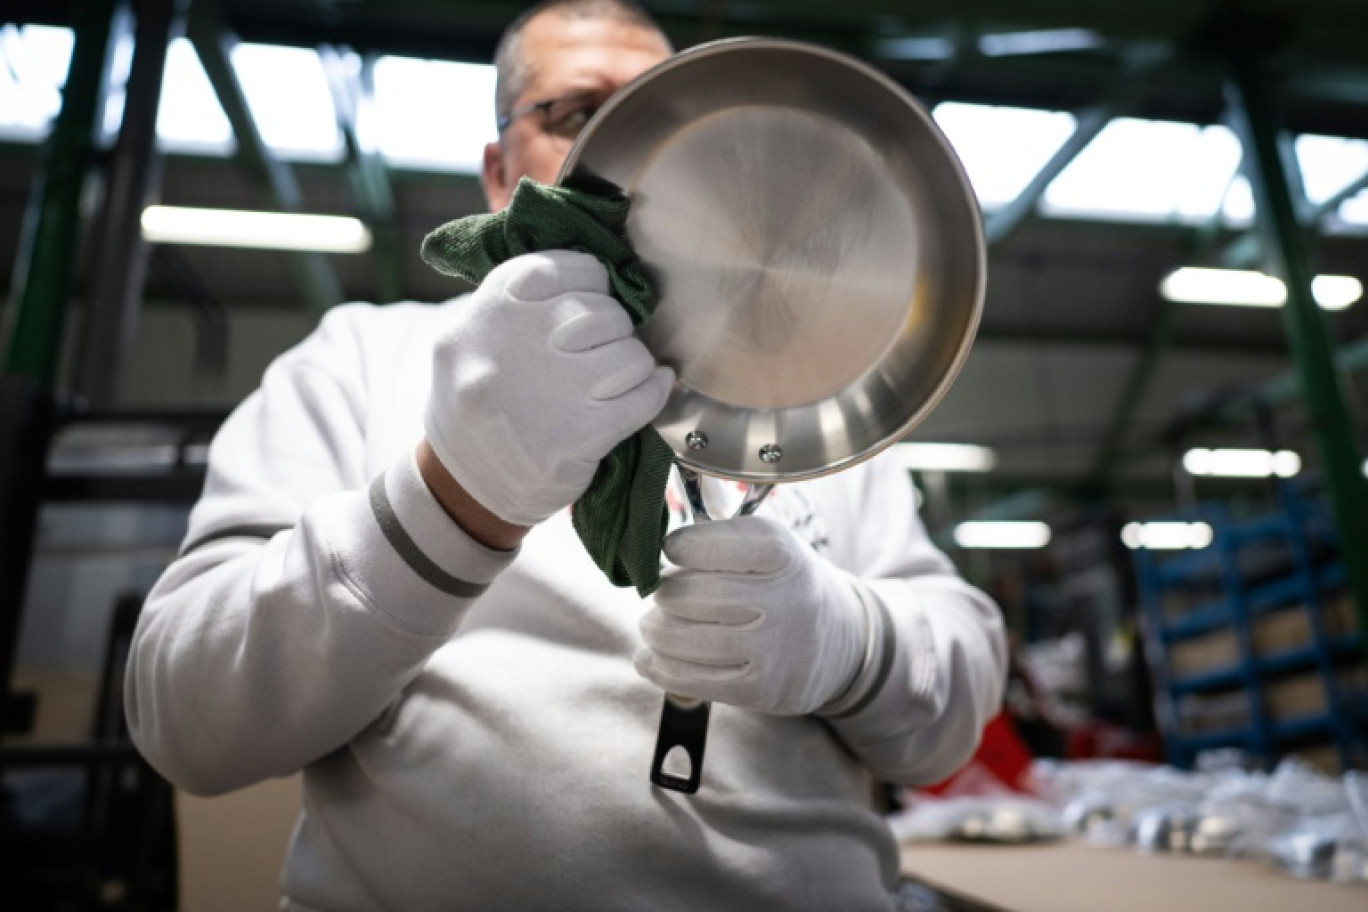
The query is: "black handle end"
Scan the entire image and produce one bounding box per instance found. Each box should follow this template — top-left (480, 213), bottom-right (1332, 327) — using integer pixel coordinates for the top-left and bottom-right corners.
top-left (650, 696), bottom-right (710, 794)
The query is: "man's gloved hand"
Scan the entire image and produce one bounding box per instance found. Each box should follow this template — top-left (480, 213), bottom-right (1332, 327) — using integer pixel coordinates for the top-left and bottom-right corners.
top-left (424, 249), bottom-right (674, 528)
top-left (634, 515), bottom-right (871, 716)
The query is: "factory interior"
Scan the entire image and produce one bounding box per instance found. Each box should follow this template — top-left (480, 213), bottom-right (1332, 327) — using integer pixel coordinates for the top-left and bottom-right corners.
top-left (2, 0), bottom-right (1367, 909)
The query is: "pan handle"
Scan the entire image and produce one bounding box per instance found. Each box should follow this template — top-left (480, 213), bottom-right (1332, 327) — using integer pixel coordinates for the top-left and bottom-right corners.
top-left (650, 467), bottom-right (772, 793)
top-left (678, 467), bottom-right (773, 523)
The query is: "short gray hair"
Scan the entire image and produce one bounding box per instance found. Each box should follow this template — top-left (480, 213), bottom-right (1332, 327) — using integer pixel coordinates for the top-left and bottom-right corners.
top-left (494, 0), bottom-right (667, 124)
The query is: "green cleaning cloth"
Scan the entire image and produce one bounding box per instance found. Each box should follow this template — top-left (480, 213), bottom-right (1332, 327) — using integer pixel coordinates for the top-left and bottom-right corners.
top-left (420, 176), bottom-right (674, 597)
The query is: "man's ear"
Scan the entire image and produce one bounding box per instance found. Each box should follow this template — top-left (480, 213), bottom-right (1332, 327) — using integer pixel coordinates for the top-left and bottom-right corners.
top-left (481, 141), bottom-right (512, 212)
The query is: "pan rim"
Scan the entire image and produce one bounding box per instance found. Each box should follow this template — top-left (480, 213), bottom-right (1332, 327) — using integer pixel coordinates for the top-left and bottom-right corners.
top-left (556, 36), bottom-right (986, 483)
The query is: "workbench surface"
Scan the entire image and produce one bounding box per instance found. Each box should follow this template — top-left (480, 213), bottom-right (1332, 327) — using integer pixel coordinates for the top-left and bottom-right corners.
top-left (899, 839), bottom-right (1365, 912)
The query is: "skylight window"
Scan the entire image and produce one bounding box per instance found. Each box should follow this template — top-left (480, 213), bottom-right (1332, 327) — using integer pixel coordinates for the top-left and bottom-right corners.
top-left (932, 104), bottom-right (1257, 225)
top-left (1341, 194), bottom-right (1368, 225)
top-left (0, 26), bottom-right (340, 160)
top-left (933, 102), bottom-right (1077, 209)
top-left (155, 38), bottom-right (234, 154)
top-left (99, 30), bottom-right (134, 140)
top-left (1296, 133), bottom-right (1368, 227)
top-left (1295, 134), bottom-right (1368, 204)
top-left (371, 56), bottom-right (496, 173)
top-left (0, 24), bottom-right (74, 138)
top-left (1043, 118), bottom-right (1245, 223)
top-left (1221, 176), bottom-right (1256, 226)
top-left (4, 27), bottom-right (1365, 229)
top-left (230, 43), bottom-right (343, 161)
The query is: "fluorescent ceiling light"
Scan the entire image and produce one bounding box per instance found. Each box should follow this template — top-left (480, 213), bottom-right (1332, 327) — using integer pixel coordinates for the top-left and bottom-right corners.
top-left (1312, 275), bottom-right (1365, 310)
top-left (954, 521), bottom-right (1051, 549)
top-left (1161, 267), bottom-right (1285, 306)
top-left (141, 205), bottom-right (371, 253)
top-left (1121, 521), bottom-right (1213, 551)
top-left (874, 36), bottom-right (956, 60)
top-left (977, 29), bottom-right (1104, 57)
top-left (891, 442), bottom-right (997, 472)
top-left (1159, 267), bottom-right (1362, 310)
top-left (1182, 447), bottom-right (1301, 479)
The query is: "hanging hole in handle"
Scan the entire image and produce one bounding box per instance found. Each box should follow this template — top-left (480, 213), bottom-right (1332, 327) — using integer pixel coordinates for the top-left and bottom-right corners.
top-left (661, 746), bottom-right (692, 781)
top-left (650, 695), bottom-right (709, 793)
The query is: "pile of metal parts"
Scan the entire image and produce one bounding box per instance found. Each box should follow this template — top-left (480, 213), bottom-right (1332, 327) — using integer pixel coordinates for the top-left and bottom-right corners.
top-left (889, 754), bottom-right (1368, 883)
top-left (1044, 754), bottom-right (1368, 882)
top-left (888, 795), bottom-right (1067, 845)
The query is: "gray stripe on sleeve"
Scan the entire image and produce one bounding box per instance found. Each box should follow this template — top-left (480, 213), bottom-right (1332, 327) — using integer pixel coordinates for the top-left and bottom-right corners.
top-left (180, 524), bottom-right (290, 557)
top-left (368, 474), bottom-right (489, 600)
top-left (824, 598), bottom-right (897, 721)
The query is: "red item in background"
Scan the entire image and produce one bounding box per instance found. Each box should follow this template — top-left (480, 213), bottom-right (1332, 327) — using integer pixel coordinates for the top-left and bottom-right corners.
top-left (922, 711), bottom-right (1036, 796)
top-left (1065, 720), bottom-right (1163, 763)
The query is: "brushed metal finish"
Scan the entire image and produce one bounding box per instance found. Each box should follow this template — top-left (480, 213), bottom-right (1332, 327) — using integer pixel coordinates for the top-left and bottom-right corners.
top-left (679, 466), bottom-right (773, 523)
top-left (558, 38), bottom-right (985, 482)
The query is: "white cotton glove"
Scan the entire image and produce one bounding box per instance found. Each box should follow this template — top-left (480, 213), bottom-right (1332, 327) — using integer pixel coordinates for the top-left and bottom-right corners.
top-left (634, 514), bottom-right (871, 716)
top-left (424, 250), bottom-right (674, 527)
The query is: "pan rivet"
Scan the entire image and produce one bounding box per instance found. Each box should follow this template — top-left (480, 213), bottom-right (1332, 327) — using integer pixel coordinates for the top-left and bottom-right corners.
top-left (685, 431), bottom-right (709, 450)
top-left (759, 444), bottom-right (782, 464)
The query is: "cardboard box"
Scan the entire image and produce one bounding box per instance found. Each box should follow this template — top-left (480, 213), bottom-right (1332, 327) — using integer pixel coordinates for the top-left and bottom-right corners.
top-left (1170, 632), bottom-right (1240, 679)
top-left (1264, 666), bottom-right (1368, 722)
top-left (1286, 743), bottom-right (1342, 775)
top-left (1168, 592), bottom-right (1359, 680)
top-left (1175, 664), bottom-right (1365, 736)
top-left (1176, 691), bottom-right (1249, 734)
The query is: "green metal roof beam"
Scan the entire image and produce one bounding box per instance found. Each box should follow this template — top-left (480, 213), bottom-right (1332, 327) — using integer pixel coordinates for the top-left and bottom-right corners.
top-left (1087, 295), bottom-right (1178, 488)
top-left (187, 0), bottom-right (342, 315)
top-left (71, 0), bottom-right (182, 405)
top-left (983, 45), bottom-right (1173, 248)
top-left (1221, 163), bottom-right (1368, 269)
top-left (1226, 50), bottom-right (1368, 663)
top-left (2, 0), bottom-right (117, 385)
top-left (320, 47), bottom-right (402, 303)
top-left (1116, 326), bottom-right (1368, 470)
top-left (1100, 127), bottom-right (1316, 487)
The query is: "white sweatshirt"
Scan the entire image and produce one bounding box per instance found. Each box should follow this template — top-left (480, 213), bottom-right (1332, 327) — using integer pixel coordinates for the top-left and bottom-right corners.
top-left (125, 300), bottom-right (1006, 912)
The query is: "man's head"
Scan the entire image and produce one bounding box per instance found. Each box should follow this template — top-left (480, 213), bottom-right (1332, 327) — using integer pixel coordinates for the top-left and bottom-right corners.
top-left (481, 0), bottom-right (672, 211)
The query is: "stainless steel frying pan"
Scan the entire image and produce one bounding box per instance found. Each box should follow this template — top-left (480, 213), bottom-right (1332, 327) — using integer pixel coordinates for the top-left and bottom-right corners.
top-left (556, 37), bottom-right (986, 793)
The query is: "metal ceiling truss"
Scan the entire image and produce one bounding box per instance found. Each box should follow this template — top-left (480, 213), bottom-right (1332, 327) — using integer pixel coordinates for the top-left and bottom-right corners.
top-left (187, 0), bottom-right (344, 315)
top-left (319, 46), bottom-right (403, 304)
top-left (1225, 50), bottom-right (1368, 649)
top-left (2, 0), bottom-right (119, 386)
top-left (72, 0), bottom-right (183, 405)
top-left (1220, 164), bottom-right (1368, 269)
top-left (983, 44), bottom-right (1175, 247)
top-left (1086, 296), bottom-right (1179, 492)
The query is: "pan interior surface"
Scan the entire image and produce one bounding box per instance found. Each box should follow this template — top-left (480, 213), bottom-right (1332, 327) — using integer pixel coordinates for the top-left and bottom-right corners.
top-left (632, 106), bottom-right (917, 411)
top-left (560, 40), bottom-right (984, 482)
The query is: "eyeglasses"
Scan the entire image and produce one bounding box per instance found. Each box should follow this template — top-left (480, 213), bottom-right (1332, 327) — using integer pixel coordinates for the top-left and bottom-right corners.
top-left (496, 91), bottom-right (602, 143)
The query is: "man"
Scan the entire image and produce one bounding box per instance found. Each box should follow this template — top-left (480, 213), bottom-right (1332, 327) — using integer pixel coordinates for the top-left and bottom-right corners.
top-left (125, 2), bottom-right (1007, 909)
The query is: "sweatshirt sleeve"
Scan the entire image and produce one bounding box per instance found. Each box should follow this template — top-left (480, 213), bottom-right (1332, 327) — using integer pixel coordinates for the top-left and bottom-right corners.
top-left (812, 452), bottom-right (1008, 786)
top-left (124, 306), bottom-right (516, 796)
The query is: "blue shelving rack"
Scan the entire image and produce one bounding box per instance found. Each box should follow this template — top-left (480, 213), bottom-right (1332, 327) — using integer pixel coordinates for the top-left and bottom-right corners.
top-left (1133, 489), bottom-right (1367, 770)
